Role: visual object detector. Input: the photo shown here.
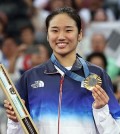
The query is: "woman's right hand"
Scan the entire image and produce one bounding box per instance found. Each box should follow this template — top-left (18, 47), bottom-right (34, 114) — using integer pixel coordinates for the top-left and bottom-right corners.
top-left (4, 100), bottom-right (18, 122)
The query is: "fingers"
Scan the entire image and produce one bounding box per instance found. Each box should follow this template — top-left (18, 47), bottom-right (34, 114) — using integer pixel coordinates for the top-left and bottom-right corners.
top-left (22, 99), bottom-right (25, 104)
top-left (6, 109), bottom-right (17, 121)
top-left (6, 109), bottom-right (15, 116)
top-left (92, 85), bottom-right (109, 109)
top-left (93, 85), bottom-right (109, 102)
top-left (4, 100), bottom-right (18, 122)
top-left (4, 100), bottom-right (13, 110)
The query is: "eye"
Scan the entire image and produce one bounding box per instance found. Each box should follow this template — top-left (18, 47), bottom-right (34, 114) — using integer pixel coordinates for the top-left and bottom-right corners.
top-left (66, 29), bottom-right (73, 32)
top-left (51, 29), bottom-right (58, 33)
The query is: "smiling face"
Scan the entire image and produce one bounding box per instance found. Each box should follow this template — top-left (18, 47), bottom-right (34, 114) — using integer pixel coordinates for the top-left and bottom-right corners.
top-left (47, 13), bottom-right (82, 57)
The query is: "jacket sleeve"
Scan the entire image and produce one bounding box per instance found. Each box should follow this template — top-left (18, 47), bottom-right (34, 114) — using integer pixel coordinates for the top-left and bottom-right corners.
top-left (92, 69), bottom-right (120, 134)
top-left (7, 119), bottom-right (24, 134)
top-left (93, 104), bottom-right (120, 134)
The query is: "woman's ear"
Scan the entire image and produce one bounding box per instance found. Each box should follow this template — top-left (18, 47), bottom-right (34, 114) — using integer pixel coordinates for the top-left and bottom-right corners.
top-left (78, 30), bottom-right (82, 42)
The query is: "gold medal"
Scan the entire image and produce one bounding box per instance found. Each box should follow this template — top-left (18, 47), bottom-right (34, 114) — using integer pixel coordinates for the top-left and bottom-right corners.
top-left (84, 74), bottom-right (102, 90)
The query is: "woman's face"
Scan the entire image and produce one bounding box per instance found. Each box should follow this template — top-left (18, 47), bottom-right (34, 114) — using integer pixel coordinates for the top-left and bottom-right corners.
top-left (47, 13), bottom-right (81, 57)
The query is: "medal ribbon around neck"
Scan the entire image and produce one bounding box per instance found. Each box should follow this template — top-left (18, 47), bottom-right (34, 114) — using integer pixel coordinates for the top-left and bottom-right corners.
top-left (50, 53), bottom-right (90, 82)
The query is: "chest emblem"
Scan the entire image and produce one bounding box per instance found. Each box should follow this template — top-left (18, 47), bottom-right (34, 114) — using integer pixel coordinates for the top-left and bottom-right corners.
top-left (31, 81), bottom-right (44, 88)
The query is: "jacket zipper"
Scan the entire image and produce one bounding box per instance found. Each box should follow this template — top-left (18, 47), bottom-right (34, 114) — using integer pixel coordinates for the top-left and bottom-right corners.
top-left (58, 76), bottom-right (64, 134)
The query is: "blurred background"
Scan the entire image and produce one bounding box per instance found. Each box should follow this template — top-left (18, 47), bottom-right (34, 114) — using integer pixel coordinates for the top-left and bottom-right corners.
top-left (0, 0), bottom-right (120, 133)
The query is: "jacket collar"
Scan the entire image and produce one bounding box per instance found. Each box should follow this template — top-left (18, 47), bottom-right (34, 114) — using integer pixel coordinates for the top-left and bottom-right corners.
top-left (44, 57), bottom-right (83, 74)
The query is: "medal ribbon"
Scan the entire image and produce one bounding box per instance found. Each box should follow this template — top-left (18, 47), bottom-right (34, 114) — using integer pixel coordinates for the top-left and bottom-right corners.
top-left (50, 54), bottom-right (90, 82)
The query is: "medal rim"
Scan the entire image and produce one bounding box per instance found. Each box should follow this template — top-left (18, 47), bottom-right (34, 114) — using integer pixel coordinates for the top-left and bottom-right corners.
top-left (83, 74), bottom-right (102, 90)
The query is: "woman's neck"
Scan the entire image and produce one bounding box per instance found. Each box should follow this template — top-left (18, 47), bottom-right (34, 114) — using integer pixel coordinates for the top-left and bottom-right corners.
top-left (54, 52), bottom-right (76, 67)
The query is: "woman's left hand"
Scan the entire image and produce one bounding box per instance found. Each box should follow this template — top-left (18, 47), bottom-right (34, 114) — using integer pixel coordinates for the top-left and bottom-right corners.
top-left (92, 85), bottom-right (109, 109)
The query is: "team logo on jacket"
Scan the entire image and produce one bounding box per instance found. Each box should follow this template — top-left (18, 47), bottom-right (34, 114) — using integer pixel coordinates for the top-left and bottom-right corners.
top-left (31, 81), bottom-right (44, 88)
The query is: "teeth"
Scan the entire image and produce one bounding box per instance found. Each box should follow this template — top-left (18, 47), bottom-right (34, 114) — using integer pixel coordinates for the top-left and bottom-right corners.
top-left (58, 42), bottom-right (66, 44)
top-left (57, 43), bottom-right (67, 48)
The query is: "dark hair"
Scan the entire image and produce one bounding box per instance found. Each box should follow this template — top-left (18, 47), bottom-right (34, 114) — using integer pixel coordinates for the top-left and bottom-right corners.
top-left (0, 18), bottom-right (6, 33)
top-left (1, 35), bottom-right (18, 48)
top-left (2, 35), bottom-right (17, 43)
top-left (46, 7), bottom-right (81, 33)
top-left (86, 52), bottom-right (107, 69)
top-left (36, 41), bottom-right (53, 57)
top-left (20, 24), bottom-right (35, 34)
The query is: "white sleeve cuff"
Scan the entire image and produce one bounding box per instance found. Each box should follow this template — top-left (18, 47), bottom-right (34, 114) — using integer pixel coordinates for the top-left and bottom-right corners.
top-left (7, 119), bottom-right (24, 134)
top-left (8, 118), bottom-right (20, 127)
top-left (93, 104), bottom-right (120, 134)
top-left (92, 104), bottom-right (109, 122)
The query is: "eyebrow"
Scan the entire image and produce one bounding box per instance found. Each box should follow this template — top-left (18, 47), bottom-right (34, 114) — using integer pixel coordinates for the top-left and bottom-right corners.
top-left (50, 26), bottom-right (74, 29)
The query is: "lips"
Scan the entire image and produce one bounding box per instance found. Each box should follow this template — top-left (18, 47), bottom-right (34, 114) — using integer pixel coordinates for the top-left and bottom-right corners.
top-left (57, 42), bottom-right (68, 48)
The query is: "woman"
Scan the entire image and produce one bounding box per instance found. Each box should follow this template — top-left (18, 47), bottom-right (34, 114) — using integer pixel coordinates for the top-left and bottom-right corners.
top-left (4, 7), bottom-right (120, 134)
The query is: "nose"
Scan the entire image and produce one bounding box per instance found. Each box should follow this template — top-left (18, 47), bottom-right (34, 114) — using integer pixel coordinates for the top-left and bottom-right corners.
top-left (58, 31), bottom-right (66, 41)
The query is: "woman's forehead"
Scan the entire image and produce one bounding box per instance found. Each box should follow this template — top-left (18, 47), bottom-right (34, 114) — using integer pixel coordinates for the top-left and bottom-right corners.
top-left (49, 14), bottom-right (76, 28)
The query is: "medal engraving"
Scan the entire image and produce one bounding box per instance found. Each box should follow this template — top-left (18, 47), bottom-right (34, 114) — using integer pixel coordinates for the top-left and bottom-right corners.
top-left (84, 74), bottom-right (102, 90)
